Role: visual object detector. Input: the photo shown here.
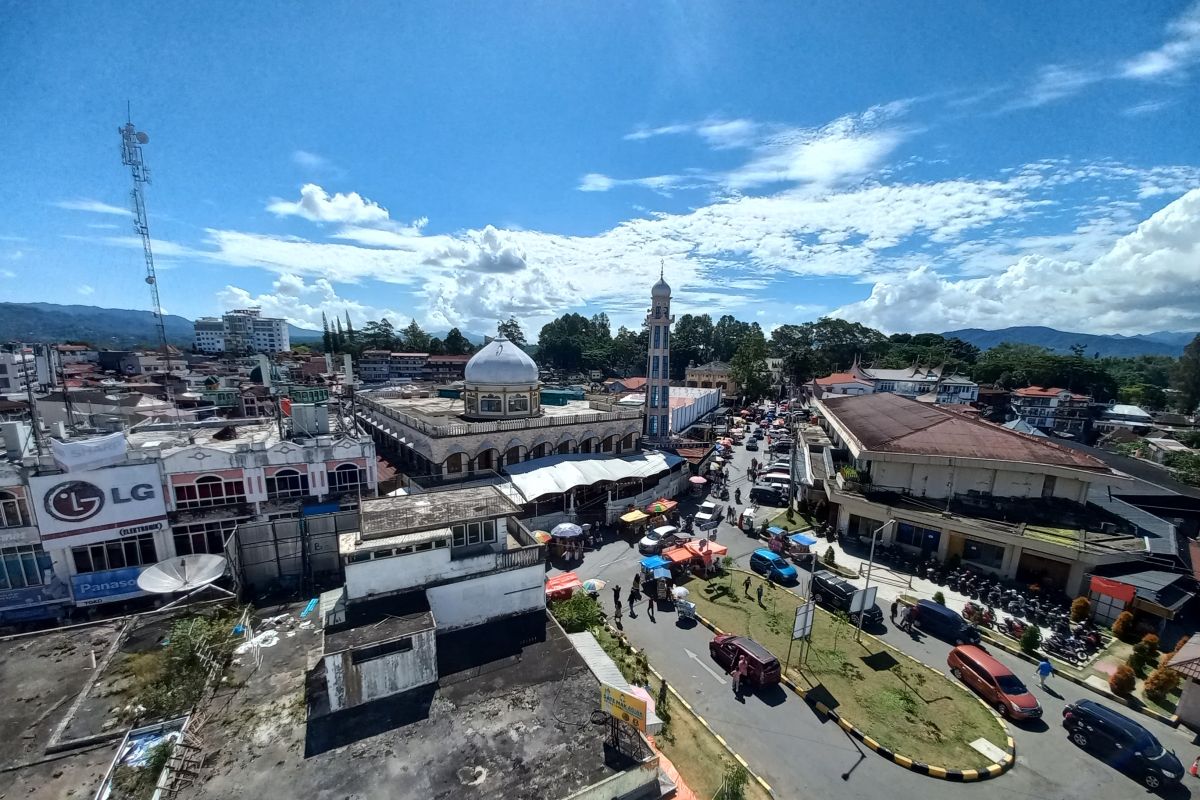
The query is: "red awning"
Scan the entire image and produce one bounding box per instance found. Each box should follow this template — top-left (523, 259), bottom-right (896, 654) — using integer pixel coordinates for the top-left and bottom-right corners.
top-left (685, 540), bottom-right (728, 564)
top-left (1089, 575), bottom-right (1136, 604)
top-left (661, 546), bottom-right (694, 564)
top-left (546, 572), bottom-right (582, 596)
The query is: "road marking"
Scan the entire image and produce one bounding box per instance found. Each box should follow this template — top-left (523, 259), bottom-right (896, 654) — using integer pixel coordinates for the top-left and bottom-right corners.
top-left (684, 647), bottom-right (728, 684)
top-left (969, 738), bottom-right (1007, 763)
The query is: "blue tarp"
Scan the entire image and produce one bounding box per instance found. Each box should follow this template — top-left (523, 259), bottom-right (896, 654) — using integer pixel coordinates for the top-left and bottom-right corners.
top-left (789, 532), bottom-right (818, 546)
top-left (652, 568), bottom-right (672, 579)
top-left (767, 526), bottom-right (786, 537)
top-left (641, 555), bottom-right (670, 570)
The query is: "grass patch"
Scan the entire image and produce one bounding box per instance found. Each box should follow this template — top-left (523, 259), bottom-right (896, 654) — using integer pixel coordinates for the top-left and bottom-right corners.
top-left (589, 626), bottom-right (769, 800)
top-left (765, 507), bottom-right (816, 531)
top-left (692, 571), bottom-right (1007, 770)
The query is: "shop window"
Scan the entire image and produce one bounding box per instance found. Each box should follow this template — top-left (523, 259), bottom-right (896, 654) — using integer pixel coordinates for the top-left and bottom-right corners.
top-left (895, 522), bottom-right (941, 551)
top-left (70, 534), bottom-right (158, 575)
top-left (0, 545), bottom-right (51, 590)
top-left (963, 538), bottom-right (1005, 569)
top-left (173, 519), bottom-right (242, 556)
top-left (0, 491), bottom-right (31, 528)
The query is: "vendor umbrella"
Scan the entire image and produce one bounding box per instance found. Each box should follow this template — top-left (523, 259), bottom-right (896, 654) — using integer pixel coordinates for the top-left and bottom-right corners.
top-left (532, 531), bottom-right (552, 544)
top-left (721, 437), bottom-right (734, 446)
top-left (671, 586), bottom-right (690, 600)
top-left (645, 499), bottom-right (676, 514)
top-left (689, 476), bottom-right (708, 485)
top-left (551, 522), bottom-right (584, 538)
top-left (582, 578), bottom-right (607, 593)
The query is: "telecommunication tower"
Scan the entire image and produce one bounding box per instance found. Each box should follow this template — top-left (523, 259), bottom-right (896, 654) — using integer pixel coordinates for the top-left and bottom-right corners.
top-left (119, 115), bottom-right (172, 372)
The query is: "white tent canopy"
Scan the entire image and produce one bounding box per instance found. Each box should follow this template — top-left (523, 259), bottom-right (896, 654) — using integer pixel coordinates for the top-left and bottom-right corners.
top-left (505, 451), bottom-right (683, 502)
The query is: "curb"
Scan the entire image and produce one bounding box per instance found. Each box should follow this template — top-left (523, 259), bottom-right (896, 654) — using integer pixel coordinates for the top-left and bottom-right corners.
top-left (691, 579), bottom-right (1016, 782)
top-left (603, 623), bottom-right (777, 798)
top-left (978, 629), bottom-right (1182, 729)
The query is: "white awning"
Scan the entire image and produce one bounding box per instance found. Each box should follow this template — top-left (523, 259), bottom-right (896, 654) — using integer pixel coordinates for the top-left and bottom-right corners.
top-left (505, 451), bottom-right (683, 502)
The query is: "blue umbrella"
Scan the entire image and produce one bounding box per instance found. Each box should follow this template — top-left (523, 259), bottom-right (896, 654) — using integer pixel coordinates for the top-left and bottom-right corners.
top-left (652, 568), bottom-right (672, 579)
top-left (552, 522), bottom-right (584, 538)
top-left (641, 555), bottom-right (670, 570)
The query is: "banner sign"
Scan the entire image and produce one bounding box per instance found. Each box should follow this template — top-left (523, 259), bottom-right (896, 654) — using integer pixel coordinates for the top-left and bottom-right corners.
top-left (71, 566), bottom-right (148, 606)
top-left (50, 431), bottom-right (128, 472)
top-left (793, 602), bottom-right (814, 640)
top-left (600, 683), bottom-right (648, 732)
top-left (29, 464), bottom-right (167, 545)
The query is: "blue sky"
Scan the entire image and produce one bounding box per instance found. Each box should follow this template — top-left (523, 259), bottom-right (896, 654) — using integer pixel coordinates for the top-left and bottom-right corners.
top-left (1, 1), bottom-right (1198, 337)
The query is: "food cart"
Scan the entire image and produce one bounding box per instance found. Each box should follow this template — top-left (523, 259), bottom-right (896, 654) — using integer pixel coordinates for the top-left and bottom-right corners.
top-left (638, 555), bottom-right (676, 599)
top-left (788, 531), bottom-right (819, 568)
top-left (619, 509), bottom-right (650, 540)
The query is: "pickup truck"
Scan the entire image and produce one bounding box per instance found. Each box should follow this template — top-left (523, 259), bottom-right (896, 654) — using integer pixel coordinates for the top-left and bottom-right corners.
top-left (693, 500), bottom-right (722, 527)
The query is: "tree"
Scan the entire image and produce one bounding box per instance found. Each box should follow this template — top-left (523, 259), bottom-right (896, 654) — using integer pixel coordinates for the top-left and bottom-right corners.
top-left (1166, 451), bottom-right (1200, 487)
top-left (610, 326), bottom-right (645, 376)
top-left (715, 762), bottom-right (749, 800)
top-left (671, 314), bottom-right (714, 379)
top-left (360, 318), bottom-right (397, 351)
top-left (1118, 383), bottom-right (1167, 410)
top-left (498, 317), bottom-right (527, 348)
top-left (1070, 596), bottom-right (1091, 622)
top-left (1020, 624), bottom-right (1042, 655)
top-left (344, 312), bottom-right (356, 351)
top-left (712, 315), bottom-right (753, 362)
top-left (729, 327), bottom-right (771, 401)
top-left (1113, 611), bottom-right (1136, 643)
top-left (427, 337), bottom-right (446, 355)
top-left (443, 327), bottom-right (472, 356)
top-left (1173, 334), bottom-right (1200, 413)
top-left (334, 317), bottom-right (344, 352)
top-left (401, 319), bottom-right (431, 352)
top-left (321, 312), bottom-right (332, 353)
top-left (1109, 664), bottom-right (1136, 696)
top-left (1143, 665), bottom-right (1182, 702)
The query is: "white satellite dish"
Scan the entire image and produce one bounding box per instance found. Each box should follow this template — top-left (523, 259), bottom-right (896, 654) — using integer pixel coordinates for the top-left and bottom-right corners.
top-left (136, 131), bottom-right (150, 144)
top-left (138, 554), bottom-right (233, 608)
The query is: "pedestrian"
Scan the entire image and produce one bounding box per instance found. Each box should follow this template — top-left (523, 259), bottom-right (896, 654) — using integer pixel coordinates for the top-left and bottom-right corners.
top-left (614, 599), bottom-right (622, 623)
top-left (756, 583), bottom-right (764, 606)
top-left (735, 655), bottom-right (749, 698)
top-left (612, 585), bottom-right (621, 610)
top-left (628, 584), bottom-right (641, 613)
top-left (897, 604), bottom-right (909, 632)
top-left (890, 598), bottom-right (899, 623)
top-left (726, 506), bottom-right (736, 524)
top-left (646, 596), bottom-right (656, 621)
top-left (1036, 658), bottom-right (1053, 689)
top-left (743, 575), bottom-right (752, 596)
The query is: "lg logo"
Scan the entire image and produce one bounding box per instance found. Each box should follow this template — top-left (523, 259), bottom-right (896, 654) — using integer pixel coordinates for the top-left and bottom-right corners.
top-left (44, 481), bottom-right (156, 523)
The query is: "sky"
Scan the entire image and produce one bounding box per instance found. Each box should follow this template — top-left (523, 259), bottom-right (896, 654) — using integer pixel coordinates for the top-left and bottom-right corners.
top-left (1, 1), bottom-right (1198, 339)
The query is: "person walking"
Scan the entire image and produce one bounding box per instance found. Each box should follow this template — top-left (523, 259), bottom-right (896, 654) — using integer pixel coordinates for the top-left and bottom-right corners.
top-left (1036, 658), bottom-right (1053, 689)
top-left (646, 596), bottom-right (656, 622)
top-left (628, 583), bottom-right (641, 614)
top-left (897, 604), bottom-right (910, 633)
top-left (890, 598), bottom-right (899, 623)
top-left (743, 575), bottom-right (752, 596)
top-left (612, 584), bottom-right (621, 612)
top-left (735, 655), bottom-right (749, 699)
top-left (756, 583), bottom-right (764, 606)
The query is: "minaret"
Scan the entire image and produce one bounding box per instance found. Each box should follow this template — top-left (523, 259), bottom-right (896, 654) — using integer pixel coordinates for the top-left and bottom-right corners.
top-left (644, 264), bottom-right (673, 442)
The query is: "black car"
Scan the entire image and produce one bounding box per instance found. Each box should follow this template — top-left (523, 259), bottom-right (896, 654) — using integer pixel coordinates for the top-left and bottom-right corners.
top-left (1062, 699), bottom-right (1183, 790)
top-left (750, 486), bottom-right (785, 506)
top-left (910, 599), bottom-right (981, 645)
top-left (810, 570), bottom-right (884, 626)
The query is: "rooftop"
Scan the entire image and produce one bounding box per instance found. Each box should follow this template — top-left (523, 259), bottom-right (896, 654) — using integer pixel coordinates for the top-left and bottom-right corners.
top-left (125, 419), bottom-right (281, 453)
top-left (820, 392), bottom-right (1113, 473)
top-left (814, 371), bottom-right (873, 387)
top-left (1012, 386), bottom-right (1089, 399)
top-left (1146, 437), bottom-right (1194, 453)
top-left (357, 484), bottom-right (520, 538)
top-left (358, 393), bottom-right (642, 437)
top-left (324, 591), bottom-right (435, 654)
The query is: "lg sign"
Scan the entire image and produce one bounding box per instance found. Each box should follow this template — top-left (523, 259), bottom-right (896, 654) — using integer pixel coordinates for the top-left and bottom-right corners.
top-left (43, 480), bottom-right (158, 523)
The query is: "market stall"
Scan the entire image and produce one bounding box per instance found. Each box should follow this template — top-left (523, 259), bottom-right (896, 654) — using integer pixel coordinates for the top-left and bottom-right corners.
top-left (620, 509), bottom-right (650, 540)
top-left (545, 572), bottom-right (582, 602)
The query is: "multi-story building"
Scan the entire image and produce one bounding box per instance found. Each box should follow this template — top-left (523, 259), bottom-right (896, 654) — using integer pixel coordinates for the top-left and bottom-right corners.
top-left (1010, 386), bottom-right (1092, 437)
top-left (194, 308), bottom-right (291, 355)
top-left (644, 272), bottom-right (673, 440)
top-left (422, 354), bottom-right (470, 383)
top-left (357, 351), bottom-right (429, 384)
top-left (685, 361), bottom-right (736, 395)
top-left (842, 361), bottom-right (979, 405)
top-left (812, 392), bottom-right (1178, 596)
top-left (0, 350), bottom-right (36, 395)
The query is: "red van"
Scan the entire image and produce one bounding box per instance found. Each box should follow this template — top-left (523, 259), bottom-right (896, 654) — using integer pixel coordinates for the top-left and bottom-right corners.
top-left (947, 645), bottom-right (1042, 720)
top-left (709, 634), bottom-right (781, 687)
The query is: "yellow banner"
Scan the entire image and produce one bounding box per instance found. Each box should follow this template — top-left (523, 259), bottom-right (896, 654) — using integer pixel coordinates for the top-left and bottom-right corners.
top-left (600, 683), bottom-right (647, 732)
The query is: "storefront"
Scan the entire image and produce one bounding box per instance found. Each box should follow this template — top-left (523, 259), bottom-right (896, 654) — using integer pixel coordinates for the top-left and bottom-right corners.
top-left (1016, 551), bottom-right (1073, 591)
top-left (894, 521), bottom-right (941, 555)
top-left (962, 537), bottom-right (1005, 571)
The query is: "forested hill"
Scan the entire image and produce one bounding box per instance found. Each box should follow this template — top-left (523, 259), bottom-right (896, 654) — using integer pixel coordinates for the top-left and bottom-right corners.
top-left (942, 326), bottom-right (1195, 358)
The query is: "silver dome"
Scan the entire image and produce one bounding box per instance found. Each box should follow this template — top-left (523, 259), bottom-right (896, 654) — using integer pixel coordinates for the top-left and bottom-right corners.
top-left (652, 276), bottom-right (671, 297)
top-left (464, 332), bottom-right (539, 386)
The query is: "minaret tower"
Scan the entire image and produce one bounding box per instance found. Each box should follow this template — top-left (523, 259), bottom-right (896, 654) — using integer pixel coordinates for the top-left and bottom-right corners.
top-left (644, 263), bottom-right (674, 442)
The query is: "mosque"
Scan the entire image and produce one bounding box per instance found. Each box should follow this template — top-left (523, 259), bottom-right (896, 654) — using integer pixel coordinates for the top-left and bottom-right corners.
top-left (354, 276), bottom-right (723, 525)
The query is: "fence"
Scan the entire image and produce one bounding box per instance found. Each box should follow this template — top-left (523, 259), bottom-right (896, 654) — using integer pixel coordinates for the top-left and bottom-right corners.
top-left (358, 394), bottom-right (643, 438)
top-left (228, 511), bottom-right (358, 596)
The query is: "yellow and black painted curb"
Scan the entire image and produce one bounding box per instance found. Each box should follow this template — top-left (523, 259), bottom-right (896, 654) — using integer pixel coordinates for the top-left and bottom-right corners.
top-left (689, 587), bottom-right (1017, 782)
top-left (603, 623), bottom-right (777, 798)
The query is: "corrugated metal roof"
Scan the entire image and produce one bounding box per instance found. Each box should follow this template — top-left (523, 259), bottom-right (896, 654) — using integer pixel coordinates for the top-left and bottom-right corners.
top-left (566, 631), bottom-right (663, 734)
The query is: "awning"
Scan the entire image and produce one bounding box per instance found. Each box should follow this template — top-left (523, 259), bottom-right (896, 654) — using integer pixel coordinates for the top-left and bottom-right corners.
top-left (546, 572), bottom-right (582, 596)
top-left (652, 568), bottom-right (672, 579)
top-left (505, 451), bottom-right (684, 501)
top-left (646, 498), bottom-right (677, 514)
top-left (641, 555), bottom-right (671, 570)
top-left (621, 510), bottom-right (650, 523)
top-left (767, 526), bottom-right (786, 537)
top-left (789, 532), bottom-right (818, 546)
top-left (661, 546), bottom-right (693, 564)
top-left (685, 540), bottom-right (728, 562)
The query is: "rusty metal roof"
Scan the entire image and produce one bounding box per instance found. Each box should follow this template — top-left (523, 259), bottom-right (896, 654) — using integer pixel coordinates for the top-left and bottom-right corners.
top-left (822, 393), bottom-right (1111, 471)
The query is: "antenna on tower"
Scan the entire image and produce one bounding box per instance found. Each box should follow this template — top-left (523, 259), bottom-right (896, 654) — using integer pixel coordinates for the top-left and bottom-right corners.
top-left (660, 259), bottom-right (664, 280)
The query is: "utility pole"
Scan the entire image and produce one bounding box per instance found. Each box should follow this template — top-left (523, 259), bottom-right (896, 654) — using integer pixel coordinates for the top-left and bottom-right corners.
top-left (856, 519), bottom-right (895, 643)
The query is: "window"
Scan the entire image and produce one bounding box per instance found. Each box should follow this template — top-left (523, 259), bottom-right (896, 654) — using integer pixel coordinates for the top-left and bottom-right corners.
top-left (351, 637), bottom-right (413, 664)
top-left (476, 450), bottom-right (494, 471)
top-left (507, 394), bottom-right (529, 413)
top-left (480, 394), bottom-right (502, 413)
top-left (653, 326), bottom-right (661, 349)
top-left (662, 328), bottom-right (668, 349)
top-left (0, 491), bottom-right (31, 528)
top-left (648, 415), bottom-right (658, 435)
top-left (173, 475), bottom-right (246, 509)
top-left (1041, 475), bottom-right (1057, 499)
top-left (329, 463), bottom-right (367, 494)
top-left (661, 386), bottom-right (669, 405)
top-left (71, 534), bottom-right (158, 574)
top-left (651, 356), bottom-right (659, 378)
top-left (660, 414), bottom-right (669, 434)
top-left (0, 545), bottom-right (51, 590)
top-left (963, 538), bottom-right (1004, 569)
top-left (649, 386), bottom-right (658, 408)
top-left (266, 469), bottom-right (309, 499)
top-left (895, 522), bottom-right (940, 551)
top-left (654, 305), bottom-right (661, 319)
top-left (173, 519), bottom-right (241, 556)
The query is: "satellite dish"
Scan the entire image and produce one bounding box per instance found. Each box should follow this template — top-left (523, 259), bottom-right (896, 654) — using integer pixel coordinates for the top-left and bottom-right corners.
top-left (138, 554), bottom-right (227, 594)
top-left (136, 131), bottom-right (150, 144)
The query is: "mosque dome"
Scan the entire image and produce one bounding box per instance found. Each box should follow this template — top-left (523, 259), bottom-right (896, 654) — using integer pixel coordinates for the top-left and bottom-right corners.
top-left (464, 332), bottom-right (539, 386)
top-left (652, 276), bottom-right (672, 298)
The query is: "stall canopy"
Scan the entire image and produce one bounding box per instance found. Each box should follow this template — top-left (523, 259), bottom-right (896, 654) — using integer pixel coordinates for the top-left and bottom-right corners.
top-left (652, 568), bottom-right (672, 580)
top-left (767, 526), bottom-right (787, 537)
top-left (505, 451), bottom-right (684, 501)
top-left (646, 499), bottom-right (678, 514)
top-left (685, 540), bottom-right (728, 562)
top-left (621, 509), bottom-right (650, 524)
top-left (661, 546), bottom-right (693, 564)
top-left (545, 572), bottom-right (582, 596)
top-left (640, 555), bottom-right (671, 570)
top-left (789, 532), bottom-right (818, 547)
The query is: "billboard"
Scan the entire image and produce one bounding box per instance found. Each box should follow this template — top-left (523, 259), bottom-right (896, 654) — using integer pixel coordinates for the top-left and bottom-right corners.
top-left (29, 464), bottom-right (167, 546)
top-left (600, 683), bottom-right (647, 732)
top-left (71, 566), bottom-right (149, 606)
top-left (792, 602), bottom-right (814, 640)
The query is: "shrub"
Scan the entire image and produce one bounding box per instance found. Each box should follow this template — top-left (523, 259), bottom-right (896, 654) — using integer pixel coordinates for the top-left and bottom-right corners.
top-left (1020, 624), bottom-right (1042, 655)
top-left (715, 762), bottom-right (749, 800)
top-left (1109, 664), bottom-right (1137, 696)
top-left (1070, 596), bottom-right (1090, 622)
top-left (1112, 611), bottom-right (1136, 643)
top-left (933, 591), bottom-right (946, 605)
top-left (822, 546), bottom-right (836, 567)
top-left (551, 592), bottom-right (603, 633)
top-left (1143, 666), bottom-right (1182, 702)
top-left (1141, 633), bottom-right (1160, 656)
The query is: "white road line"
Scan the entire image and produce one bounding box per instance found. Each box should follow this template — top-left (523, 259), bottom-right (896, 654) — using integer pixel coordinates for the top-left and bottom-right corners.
top-left (685, 647), bottom-right (728, 684)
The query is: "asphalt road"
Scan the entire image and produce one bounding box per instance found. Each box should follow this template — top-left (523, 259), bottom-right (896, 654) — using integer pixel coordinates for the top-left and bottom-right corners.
top-left (556, 425), bottom-right (1199, 800)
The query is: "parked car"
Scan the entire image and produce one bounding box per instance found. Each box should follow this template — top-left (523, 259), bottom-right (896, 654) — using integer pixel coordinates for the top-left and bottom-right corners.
top-left (709, 634), bottom-right (782, 687)
top-left (749, 486), bottom-right (785, 506)
top-left (1062, 699), bottom-right (1183, 790)
top-left (910, 599), bottom-right (981, 644)
top-left (770, 440), bottom-right (792, 453)
top-left (947, 645), bottom-right (1041, 720)
top-left (745, 439), bottom-right (759, 451)
top-left (694, 500), bottom-right (721, 526)
top-left (749, 549), bottom-right (798, 583)
top-left (810, 570), bottom-right (884, 626)
top-left (769, 459), bottom-right (792, 471)
top-left (753, 429), bottom-right (765, 440)
top-left (638, 525), bottom-right (683, 554)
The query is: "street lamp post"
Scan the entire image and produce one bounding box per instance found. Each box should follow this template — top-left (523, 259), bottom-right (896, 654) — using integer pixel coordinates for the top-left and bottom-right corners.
top-left (856, 518), bottom-right (895, 643)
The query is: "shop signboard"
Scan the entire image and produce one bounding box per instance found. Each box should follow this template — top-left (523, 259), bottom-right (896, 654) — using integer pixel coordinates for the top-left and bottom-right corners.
top-left (28, 464), bottom-right (167, 547)
top-left (600, 683), bottom-right (647, 732)
top-left (71, 566), bottom-right (148, 606)
top-left (0, 582), bottom-right (71, 616)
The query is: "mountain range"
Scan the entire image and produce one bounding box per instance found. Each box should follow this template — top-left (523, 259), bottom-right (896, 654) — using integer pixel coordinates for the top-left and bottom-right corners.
top-left (942, 326), bottom-right (1197, 358)
top-left (0, 302), bottom-right (484, 349)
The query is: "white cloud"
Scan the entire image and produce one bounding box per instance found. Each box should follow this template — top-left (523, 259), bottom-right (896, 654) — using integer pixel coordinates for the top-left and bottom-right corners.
top-left (267, 183), bottom-right (391, 226)
top-left (1120, 2), bottom-right (1200, 79)
top-left (77, 285), bottom-right (94, 296)
top-left (1006, 64), bottom-right (1101, 109)
top-left (623, 123), bottom-right (693, 141)
top-left (0, 269), bottom-right (15, 279)
top-left (217, 273), bottom-right (405, 330)
top-left (1122, 99), bottom-right (1174, 116)
top-left (834, 189), bottom-right (1200, 334)
top-left (291, 149), bottom-right (337, 171)
top-left (86, 223), bottom-right (121, 230)
top-left (53, 199), bottom-right (132, 216)
top-left (577, 173), bottom-right (690, 194)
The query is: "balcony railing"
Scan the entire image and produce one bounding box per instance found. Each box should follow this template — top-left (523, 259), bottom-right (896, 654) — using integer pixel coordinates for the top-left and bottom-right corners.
top-left (357, 394), bottom-right (642, 439)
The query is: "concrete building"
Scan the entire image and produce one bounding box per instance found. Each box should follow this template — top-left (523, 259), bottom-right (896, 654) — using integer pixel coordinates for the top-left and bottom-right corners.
top-left (812, 392), bottom-right (1178, 596)
top-left (193, 308), bottom-right (291, 355)
top-left (358, 351), bottom-right (429, 384)
top-left (810, 371), bottom-right (874, 397)
top-left (1010, 386), bottom-right (1092, 437)
top-left (685, 361), bottom-right (735, 395)
top-left (422, 354), bottom-right (470, 383)
top-left (1095, 403), bottom-right (1155, 436)
top-left (840, 361), bottom-right (979, 405)
top-left (644, 272), bottom-right (673, 441)
top-left (0, 351), bottom-right (36, 395)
